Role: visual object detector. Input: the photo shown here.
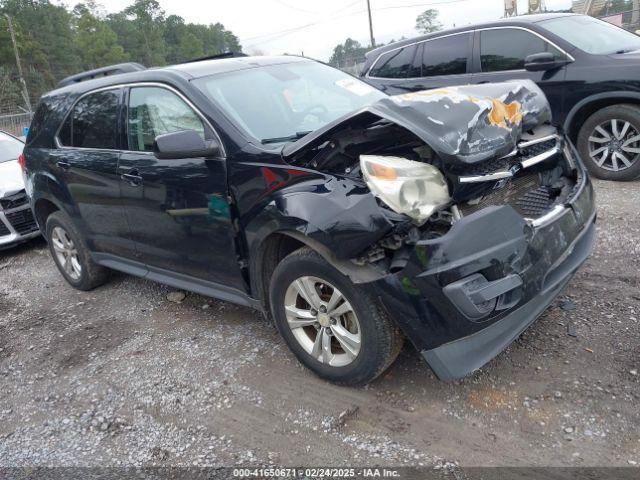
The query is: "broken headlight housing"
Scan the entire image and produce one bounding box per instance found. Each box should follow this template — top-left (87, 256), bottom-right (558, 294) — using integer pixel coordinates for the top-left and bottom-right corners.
top-left (360, 155), bottom-right (451, 224)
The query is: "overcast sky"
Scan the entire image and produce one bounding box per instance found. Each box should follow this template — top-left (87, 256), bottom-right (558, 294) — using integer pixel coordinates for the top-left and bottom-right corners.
top-left (92, 0), bottom-right (574, 61)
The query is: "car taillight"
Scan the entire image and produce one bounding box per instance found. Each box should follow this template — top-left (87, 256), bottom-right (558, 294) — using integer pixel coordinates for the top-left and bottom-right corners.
top-left (18, 153), bottom-right (26, 172)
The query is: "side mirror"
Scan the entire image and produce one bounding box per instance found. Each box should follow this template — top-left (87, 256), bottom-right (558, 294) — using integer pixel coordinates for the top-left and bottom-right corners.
top-left (153, 130), bottom-right (220, 159)
top-left (524, 52), bottom-right (570, 72)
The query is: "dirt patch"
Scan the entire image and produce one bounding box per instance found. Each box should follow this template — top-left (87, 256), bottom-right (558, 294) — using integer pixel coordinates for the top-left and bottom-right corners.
top-left (0, 180), bottom-right (638, 467)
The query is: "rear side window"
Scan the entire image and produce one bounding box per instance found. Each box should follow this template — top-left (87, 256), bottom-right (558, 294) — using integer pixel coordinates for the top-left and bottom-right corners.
top-left (58, 90), bottom-right (120, 149)
top-left (369, 44), bottom-right (418, 78)
top-left (420, 34), bottom-right (470, 77)
top-left (480, 29), bottom-right (563, 72)
top-left (127, 86), bottom-right (205, 152)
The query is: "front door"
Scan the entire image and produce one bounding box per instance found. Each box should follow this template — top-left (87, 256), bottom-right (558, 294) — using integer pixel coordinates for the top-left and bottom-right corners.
top-left (54, 87), bottom-right (135, 258)
top-left (118, 85), bottom-right (244, 290)
top-left (472, 27), bottom-right (568, 122)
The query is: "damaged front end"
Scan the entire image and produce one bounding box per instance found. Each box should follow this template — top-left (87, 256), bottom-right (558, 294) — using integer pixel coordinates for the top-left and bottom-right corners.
top-left (282, 80), bottom-right (596, 380)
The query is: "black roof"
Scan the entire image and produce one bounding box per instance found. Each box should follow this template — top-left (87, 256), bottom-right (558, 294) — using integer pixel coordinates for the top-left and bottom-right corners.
top-left (166, 54), bottom-right (309, 78)
top-left (365, 12), bottom-right (577, 59)
top-left (46, 55), bottom-right (312, 98)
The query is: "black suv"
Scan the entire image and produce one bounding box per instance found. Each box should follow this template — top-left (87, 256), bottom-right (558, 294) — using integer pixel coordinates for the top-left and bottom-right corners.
top-left (23, 56), bottom-right (595, 385)
top-left (362, 13), bottom-right (640, 181)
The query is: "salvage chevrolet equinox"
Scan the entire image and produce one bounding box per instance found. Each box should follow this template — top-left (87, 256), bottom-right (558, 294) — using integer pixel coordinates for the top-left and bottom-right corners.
top-left (22, 55), bottom-right (596, 385)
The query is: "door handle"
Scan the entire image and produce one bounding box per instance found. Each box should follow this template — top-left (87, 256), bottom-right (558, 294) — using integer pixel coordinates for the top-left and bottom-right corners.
top-left (121, 171), bottom-right (143, 186)
top-left (56, 161), bottom-right (71, 171)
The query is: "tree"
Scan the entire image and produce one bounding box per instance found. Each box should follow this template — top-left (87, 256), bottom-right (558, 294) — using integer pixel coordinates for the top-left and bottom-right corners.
top-left (0, 0), bottom-right (79, 102)
top-left (329, 38), bottom-right (370, 68)
top-left (177, 31), bottom-right (204, 61)
top-left (0, 0), bottom-right (244, 106)
top-left (112, 0), bottom-right (167, 66)
top-left (415, 9), bottom-right (442, 34)
top-left (74, 5), bottom-right (129, 70)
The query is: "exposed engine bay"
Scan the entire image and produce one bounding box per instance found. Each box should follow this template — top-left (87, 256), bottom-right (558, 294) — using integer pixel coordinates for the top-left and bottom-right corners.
top-left (283, 80), bottom-right (581, 274)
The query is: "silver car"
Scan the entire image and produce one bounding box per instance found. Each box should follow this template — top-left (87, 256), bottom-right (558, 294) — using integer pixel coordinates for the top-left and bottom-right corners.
top-left (0, 131), bottom-right (39, 249)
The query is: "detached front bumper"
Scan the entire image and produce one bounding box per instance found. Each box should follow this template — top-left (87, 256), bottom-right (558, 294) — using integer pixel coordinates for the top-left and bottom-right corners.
top-left (423, 207), bottom-right (595, 380)
top-left (374, 142), bottom-right (596, 380)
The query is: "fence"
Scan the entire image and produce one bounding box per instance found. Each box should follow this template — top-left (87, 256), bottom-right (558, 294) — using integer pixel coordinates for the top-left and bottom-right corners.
top-left (599, 8), bottom-right (640, 31)
top-left (0, 112), bottom-right (32, 138)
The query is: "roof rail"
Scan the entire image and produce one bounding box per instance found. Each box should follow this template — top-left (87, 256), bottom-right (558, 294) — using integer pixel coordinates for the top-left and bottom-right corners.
top-left (184, 52), bottom-right (247, 63)
top-left (56, 62), bottom-right (146, 89)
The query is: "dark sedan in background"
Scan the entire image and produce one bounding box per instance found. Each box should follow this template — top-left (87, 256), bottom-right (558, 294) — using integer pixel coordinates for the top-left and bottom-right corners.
top-left (362, 13), bottom-right (640, 181)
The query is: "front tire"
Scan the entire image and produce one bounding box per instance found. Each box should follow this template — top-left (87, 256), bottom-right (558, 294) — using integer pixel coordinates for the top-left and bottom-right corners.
top-left (45, 211), bottom-right (109, 291)
top-left (269, 247), bottom-right (403, 386)
top-left (577, 104), bottom-right (640, 181)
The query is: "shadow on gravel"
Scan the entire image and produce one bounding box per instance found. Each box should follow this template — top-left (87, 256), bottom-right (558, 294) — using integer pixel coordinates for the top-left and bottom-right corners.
top-left (0, 236), bottom-right (46, 258)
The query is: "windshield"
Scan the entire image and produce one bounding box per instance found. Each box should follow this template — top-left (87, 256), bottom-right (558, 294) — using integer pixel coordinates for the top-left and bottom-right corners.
top-left (539, 15), bottom-right (640, 55)
top-left (194, 61), bottom-right (386, 144)
top-left (0, 132), bottom-right (24, 163)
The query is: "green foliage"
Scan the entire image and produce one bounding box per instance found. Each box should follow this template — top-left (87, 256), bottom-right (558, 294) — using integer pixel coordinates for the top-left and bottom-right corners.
top-left (415, 9), bottom-right (442, 34)
top-left (0, 0), bottom-right (242, 110)
top-left (329, 38), bottom-right (371, 67)
top-left (74, 5), bottom-right (129, 70)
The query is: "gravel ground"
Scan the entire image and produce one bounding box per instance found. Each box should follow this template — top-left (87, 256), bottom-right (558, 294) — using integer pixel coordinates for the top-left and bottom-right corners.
top-left (0, 179), bottom-right (638, 468)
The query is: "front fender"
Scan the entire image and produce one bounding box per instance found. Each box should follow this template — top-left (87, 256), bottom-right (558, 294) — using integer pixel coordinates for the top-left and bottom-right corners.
top-left (244, 174), bottom-right (393, 262)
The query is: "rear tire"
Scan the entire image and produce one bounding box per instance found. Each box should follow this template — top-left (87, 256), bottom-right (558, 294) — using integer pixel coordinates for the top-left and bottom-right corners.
top-left (269, 247), bottom-right (403, 386)
top-left (45, 211), bottom-right (109, 291)
top-left (577, 104), bottom-right (640, 181)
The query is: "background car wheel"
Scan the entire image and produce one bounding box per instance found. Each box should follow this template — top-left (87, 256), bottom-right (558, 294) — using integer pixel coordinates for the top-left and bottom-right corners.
top-left (577, 104), bottom-right (640, 181)
top-left (269, 247), bottom-right (403, 386)
top-left (45, 211), bottom-right (109, 291)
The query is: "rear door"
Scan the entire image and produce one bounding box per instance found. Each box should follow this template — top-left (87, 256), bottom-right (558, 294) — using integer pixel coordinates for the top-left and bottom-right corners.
top-left (53, 88), bottom-right (134, 257)
top-left (118, 84), bottom-right (244, 289)
top-left (472, 27), bottom-right (568, 121)
top-left (365, 32), bottom-right (474, 94)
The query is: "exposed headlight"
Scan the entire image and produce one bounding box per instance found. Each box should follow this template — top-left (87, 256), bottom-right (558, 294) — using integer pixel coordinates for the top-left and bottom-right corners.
top-left (360, 155), bottom-right (450, 224)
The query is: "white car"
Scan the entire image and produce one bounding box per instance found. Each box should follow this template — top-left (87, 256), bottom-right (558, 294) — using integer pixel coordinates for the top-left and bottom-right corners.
top-left (0, 131), bottom-right (39, 249)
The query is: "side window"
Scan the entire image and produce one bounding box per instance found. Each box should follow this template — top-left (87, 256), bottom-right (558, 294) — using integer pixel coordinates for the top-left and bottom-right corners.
top-left (480, 29), bottom-right (563, 72)
top-left (58, 90), bottom-right (119, 149)
top-left (369, 44), bottom-right (418, 79)
top-left (421, 34), bottom-right (470, 77)
top-left (127, 86), bottom-right (206, 152)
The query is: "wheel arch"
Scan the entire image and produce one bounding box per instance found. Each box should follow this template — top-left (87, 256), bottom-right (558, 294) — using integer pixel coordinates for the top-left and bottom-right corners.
top-left (250, 229), bottom-right (386, 316)
top-left (33, 196), bottom-right (63, 231)
top-left (564, 92), bottom-right (640, 141)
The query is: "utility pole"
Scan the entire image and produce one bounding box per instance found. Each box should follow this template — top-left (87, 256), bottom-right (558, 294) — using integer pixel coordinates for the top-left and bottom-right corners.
top-left (366, 0), bottom-right (375, 48)
top-left (4, 14), bottom-right (32, 113)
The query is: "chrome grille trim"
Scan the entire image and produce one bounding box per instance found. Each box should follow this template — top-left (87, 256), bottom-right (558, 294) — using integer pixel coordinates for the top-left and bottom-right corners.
top-left (459, 135), bottom-right (561, 184)
top-left (459, 170), bottom-right (513, 184)
top-left (521, 145), bottom-right (562, 168)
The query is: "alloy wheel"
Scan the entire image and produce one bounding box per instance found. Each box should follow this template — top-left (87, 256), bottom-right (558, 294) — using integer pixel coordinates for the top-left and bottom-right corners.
top-left (588, 119), bottom-right (640, 172)
top-left (284, 276), bottom-right (361, 367)
top-left (51, 226), bottom-right (82, 281)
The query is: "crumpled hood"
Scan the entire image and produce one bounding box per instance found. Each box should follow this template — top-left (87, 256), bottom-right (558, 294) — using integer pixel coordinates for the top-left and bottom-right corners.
top-left (283, 80), bottom-right (551, 165)
top-left (0, 159), bottom-right (25, 198)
